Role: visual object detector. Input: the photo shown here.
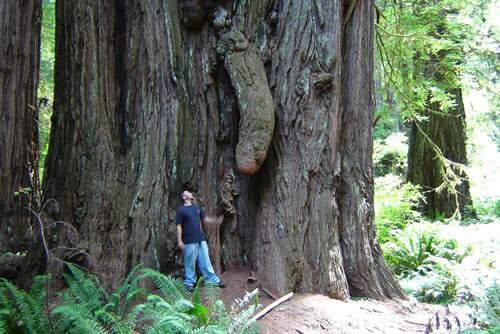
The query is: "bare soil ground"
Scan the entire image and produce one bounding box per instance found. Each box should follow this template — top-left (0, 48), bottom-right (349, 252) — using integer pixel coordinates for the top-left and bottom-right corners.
top-left (219, 267), bottom-right (445, 334)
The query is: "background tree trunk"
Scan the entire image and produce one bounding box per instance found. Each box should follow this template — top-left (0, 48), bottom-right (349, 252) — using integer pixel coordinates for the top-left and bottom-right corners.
top-left (407, 88), bottom-right (472, 218)
top-left (42, 0), bottom-right (403, 298)
top-left (0, 0), bottom-right (41, 253)
top-left (406, 4), bottom-right (472, 219)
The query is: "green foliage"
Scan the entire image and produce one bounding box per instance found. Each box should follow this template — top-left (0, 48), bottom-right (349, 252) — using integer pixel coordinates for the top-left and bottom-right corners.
top-left (0, 276), bottom-right (50, 333)
top-left (383, 227), bottom-right (469, 276)
top-left (375, 175), bottom-right (424, 244)
top-left (374, 132), bottom-right (408, 177)
top-left (470, 282), bottom-right (500, 330)
top-left (375, 0), bottom-right (469, 121)
top-left (0, 265), bottom-right (260, 334)
top-left (39, 0), bottom-right (56, 182)
top-left (382, 224), bottom-right (478, 304)
top-left (473, 199), bottom-right (500, 218)
top-left (400, 267), bottom-right (458, 304)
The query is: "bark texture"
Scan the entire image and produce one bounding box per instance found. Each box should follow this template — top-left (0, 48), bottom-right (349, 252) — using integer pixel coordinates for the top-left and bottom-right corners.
top-left (340, 0), bottom-right (404, 298)
top-left (407, 88), bottom-right (471, 218)
top-left (42, 0), bottom-right (403, 298)
top-left (0, 0), bottom-right (41, 252)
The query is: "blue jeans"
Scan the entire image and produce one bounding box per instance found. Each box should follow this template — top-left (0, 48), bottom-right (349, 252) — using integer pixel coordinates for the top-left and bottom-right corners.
top-left (183, 240), bottom-right (220, 287)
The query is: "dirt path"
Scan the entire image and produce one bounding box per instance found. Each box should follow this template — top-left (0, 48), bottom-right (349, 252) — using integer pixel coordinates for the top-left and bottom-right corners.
top-left (257, 294), bottom-right (442, 333)
top-left (219, 268), bottom-right (445, 333)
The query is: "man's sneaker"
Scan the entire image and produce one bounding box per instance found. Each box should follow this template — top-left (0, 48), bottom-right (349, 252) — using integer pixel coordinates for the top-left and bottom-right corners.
top-left (217, 281), bottom-right (226, 288)
top-left (186, 285), bottom-right (194, 293)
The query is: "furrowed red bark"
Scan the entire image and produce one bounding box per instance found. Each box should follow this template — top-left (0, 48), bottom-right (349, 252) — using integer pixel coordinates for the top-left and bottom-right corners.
top-left (0, 0), bottom-right (42, 253)
top-left (40, 0), bottom-right (403, 299)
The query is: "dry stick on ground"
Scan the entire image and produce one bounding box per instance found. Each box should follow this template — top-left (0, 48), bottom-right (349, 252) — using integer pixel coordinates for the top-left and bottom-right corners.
top-left (250, 292), bottom-right (294, 322)
top-left (260, 285), bottom-right (278, 300)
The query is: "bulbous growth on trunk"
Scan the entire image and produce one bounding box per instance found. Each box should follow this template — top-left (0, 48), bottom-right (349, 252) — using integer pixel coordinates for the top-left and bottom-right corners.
top-left (217, 31), bottom-right (275, 175)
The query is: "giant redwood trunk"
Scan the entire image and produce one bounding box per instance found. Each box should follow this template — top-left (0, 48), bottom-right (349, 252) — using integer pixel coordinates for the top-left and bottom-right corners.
top-left (0, 0), bottom-right (41, 252)
top-left (407, 88), bottom-right (472, 218)
top-left (42, 0), bottom-right (403, 298)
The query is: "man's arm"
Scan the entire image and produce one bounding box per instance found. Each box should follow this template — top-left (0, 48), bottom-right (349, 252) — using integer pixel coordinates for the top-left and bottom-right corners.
top-left (177, 224), bottom-right (184, 250)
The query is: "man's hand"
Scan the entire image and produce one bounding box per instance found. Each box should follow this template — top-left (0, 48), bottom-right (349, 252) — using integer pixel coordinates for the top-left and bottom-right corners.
top-left (176, 224), bottom-right (184, 250)
top-left (204, 215), bottom-right (224, 225)
top-left (204, 215), bottom-right (217, 224)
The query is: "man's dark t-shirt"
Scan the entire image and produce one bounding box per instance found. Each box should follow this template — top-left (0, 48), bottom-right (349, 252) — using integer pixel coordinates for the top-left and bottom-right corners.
top-left (175, 204), bottom-right (205, 244)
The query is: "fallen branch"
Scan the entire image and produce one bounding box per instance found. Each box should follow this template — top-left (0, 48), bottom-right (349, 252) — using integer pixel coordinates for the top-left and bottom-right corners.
top-left (251, 292), bottom-right (293, 322)
top-left (404, 320), bottom-right (427, 326)
top-left (261, 286), bottom-right (278, 300)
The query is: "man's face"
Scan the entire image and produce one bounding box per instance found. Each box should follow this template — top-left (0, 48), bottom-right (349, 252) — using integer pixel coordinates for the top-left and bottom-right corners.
top-left (182, 191), bottom-right (194, 201)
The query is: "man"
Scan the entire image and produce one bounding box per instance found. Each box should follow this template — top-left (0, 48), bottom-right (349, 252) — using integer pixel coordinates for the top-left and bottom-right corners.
top-left (175, 190), bottom-right (225, 291)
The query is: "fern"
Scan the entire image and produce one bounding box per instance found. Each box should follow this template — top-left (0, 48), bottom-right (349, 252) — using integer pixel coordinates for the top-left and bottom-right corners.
top-left (0, 319), bottom-right (7, 334)
top-left (53, 303), bottom-right (109, 334)
top-left (0, 265), bottom-right (260, 334)
top-left (134, 268), bottom-right (189, 305)
top-left (0, 278), bottom-right (50, 333)
top-left (62, 264), bottom-right (107, 309)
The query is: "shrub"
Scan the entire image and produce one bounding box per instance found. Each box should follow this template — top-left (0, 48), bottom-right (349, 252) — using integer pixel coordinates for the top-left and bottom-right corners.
top-left (400, 267), bottom-right (458, 304)
top-left (473, 198), bottom-right (500, 218)
top-left (373, 132), bottom-right (408, 177)
top-left (471, 282), bottom-right (500, 331)
top-left (375, 175), bottom-right (424, 244)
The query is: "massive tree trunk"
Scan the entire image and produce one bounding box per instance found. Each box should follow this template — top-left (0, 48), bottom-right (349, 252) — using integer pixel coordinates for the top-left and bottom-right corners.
top-left (407, 88), bottom-right (472, 218)
top-left (42, 0), bottom-right (403, 298)
top-left (0, 0), bottom-right (42, 253)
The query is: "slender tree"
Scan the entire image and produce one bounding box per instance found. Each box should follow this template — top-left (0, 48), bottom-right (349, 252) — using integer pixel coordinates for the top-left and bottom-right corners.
top-left (42, 0), bottom-right (403, 298)
top-left (0, 0), bottom-right (42, 252)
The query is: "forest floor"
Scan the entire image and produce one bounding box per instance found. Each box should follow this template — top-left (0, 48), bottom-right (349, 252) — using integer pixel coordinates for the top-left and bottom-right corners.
top-left (219, 267), bottom-right (449, 334)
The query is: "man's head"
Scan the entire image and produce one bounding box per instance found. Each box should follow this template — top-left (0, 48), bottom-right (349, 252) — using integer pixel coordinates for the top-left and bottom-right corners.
top-left (180, 190), bottom-right (194, 204)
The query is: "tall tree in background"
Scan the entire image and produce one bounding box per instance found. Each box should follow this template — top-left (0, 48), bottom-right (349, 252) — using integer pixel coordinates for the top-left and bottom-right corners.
top-left (407, 4), bottom-right (472, 218)
top-left (0, 0), bottom-right (42, 252)
top-left (377, 0), bottom-right (472, 218)
top-left (42, 0), bottom-right (403, 299)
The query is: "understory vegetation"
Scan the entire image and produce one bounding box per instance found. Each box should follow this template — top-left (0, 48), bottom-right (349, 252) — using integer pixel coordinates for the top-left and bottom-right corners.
top-left (0, 264), bottom-right (259, 334)
top-left (373, 0), bottom-right (499, 331)
top-left (374, 133), bottom-right (499, 331)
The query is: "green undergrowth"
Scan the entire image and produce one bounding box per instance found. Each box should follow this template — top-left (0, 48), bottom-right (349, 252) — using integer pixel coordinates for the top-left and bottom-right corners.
top-left (375, 169), bottom-right (499, 331)
top-left (0, 264), bottom-right (260, 334)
